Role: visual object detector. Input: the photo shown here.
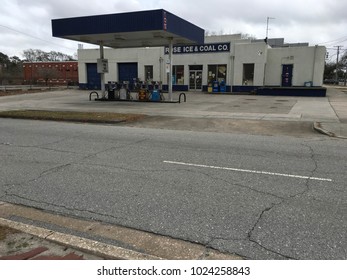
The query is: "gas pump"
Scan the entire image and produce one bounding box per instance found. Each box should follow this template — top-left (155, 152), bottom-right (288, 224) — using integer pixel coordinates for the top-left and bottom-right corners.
top-left (150, 81), bottom-right (161, 101)
top-left (119, 82), bottom-right (131, 100)
top-left (138, 80), bottom-right (149, 101)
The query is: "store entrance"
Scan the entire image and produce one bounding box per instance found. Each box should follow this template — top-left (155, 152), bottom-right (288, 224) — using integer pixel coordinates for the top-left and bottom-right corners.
top-left (189, 65), bottom-right (203, 91)
top-left (281, 64), bottom-right (293, 87)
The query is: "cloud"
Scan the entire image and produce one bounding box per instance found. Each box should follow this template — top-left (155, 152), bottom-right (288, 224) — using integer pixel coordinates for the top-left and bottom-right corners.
top-left (0, 0), bottom-right (346, 58)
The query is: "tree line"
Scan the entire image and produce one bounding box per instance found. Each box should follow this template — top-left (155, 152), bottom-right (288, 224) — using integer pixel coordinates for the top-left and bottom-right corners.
top-left (22, 49), bottom-right (76, 62)
top-left (0, 52), bottom-right (23, 84)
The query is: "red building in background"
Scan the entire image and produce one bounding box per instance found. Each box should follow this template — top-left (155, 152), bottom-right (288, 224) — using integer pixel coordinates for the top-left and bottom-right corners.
top-left (23, 61), bottom-right (78, 86)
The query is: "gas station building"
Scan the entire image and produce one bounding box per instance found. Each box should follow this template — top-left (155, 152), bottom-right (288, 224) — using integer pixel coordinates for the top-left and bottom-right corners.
top-left (52, 9), bottom-right (326, 96)
top-left (78, 35), bottom-right (326, 92)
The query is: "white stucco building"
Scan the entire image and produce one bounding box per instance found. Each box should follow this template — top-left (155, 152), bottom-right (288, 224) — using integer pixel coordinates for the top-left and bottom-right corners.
top-left (77, 34), bottom-right (326, 94)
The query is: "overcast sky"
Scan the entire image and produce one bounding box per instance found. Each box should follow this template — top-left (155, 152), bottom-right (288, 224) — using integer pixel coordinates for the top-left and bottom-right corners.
top-left (1, 0), bottom-right (346, 62)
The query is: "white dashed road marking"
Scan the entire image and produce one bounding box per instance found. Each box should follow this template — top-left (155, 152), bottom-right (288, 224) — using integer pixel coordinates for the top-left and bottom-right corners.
top-left (163, 160), bottom-right (333, 182)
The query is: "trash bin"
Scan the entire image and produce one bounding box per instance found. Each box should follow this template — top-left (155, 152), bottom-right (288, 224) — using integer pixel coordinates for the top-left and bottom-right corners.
top-left (212, 81), bottom-right (219, 93)
top-left (150, 89), bottom-right (161, 101)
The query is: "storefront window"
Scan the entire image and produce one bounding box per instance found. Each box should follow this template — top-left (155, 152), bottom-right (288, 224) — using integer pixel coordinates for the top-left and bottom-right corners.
top-left (144, 65), bottom-right (153, 81)
top-left (173, 65), bottom-right (184, 85)
top-left (208, 65), bottom-right (227, 84)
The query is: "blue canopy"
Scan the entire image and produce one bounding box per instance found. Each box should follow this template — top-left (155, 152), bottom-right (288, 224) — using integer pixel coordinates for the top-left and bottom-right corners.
top-left (52, 9), bottom-right (204, 48)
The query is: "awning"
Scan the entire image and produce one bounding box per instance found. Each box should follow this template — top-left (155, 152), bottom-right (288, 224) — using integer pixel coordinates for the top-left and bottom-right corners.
top-left (51, 9), bottom-right (204, 48)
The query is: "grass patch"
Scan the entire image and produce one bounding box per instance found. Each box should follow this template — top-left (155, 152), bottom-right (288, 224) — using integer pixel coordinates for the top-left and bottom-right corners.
top-left (0, 110), bottom-right (145, 124)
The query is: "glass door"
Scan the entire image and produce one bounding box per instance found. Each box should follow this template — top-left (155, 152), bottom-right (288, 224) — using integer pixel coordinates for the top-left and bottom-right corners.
top-left (189, 65), bottom-right (203, 91)
top-left (195, 71), bottom-right (202, 90)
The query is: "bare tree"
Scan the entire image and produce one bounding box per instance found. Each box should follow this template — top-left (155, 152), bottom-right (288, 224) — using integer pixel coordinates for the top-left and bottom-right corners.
top-left (23, 49), bottom-right (36, 62)
top-left (22, 49), bottom-right (75, 62)
top-left (241, 33), bottom-right (257, 40)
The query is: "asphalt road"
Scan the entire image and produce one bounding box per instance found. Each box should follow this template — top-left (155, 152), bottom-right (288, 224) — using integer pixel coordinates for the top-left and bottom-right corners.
top-left (0, 119), bottom-right (346, 259)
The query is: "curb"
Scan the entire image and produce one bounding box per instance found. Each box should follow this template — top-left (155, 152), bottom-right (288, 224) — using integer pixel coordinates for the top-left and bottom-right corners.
top-left (0, 115), bottom-right (126, 124)
top-left (0, 218), bottom-right (162, 260)
top-left (313, 122), bottom-right (336, 137)
top-left (0, 202), bottom-right (242, 260)
top-left (313, 122), bottom-right (347, 139)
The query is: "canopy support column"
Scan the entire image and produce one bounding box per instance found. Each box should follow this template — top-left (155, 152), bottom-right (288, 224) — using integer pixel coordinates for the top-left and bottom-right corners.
top-left (99, 42), bottom-right (106, 98)
top-left (168, 38), bottom-right (173, 101)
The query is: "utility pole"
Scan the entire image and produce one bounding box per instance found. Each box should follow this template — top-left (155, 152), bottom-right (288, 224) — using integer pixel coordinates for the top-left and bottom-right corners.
top-left (334, 45), bottom-right (343, 85)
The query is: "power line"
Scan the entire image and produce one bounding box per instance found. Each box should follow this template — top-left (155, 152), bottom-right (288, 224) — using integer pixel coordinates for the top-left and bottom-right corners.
top-left (316, 35), bottom-right (347, 45)
top-left (0, 23), bottom-right (76, 51)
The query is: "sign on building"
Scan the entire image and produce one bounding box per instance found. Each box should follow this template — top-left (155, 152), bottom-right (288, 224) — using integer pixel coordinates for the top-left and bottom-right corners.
top-left (165, 43), bottom-right (230, 55)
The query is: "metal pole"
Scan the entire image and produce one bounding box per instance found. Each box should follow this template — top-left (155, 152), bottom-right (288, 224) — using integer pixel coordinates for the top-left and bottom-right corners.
top-left (168, 38), bottom-right (173, 101)
top-left (100, 42), bottom-right (106, 98)
top-left (266, 17), bottom-right (275, 43)
top-left (334, 46), bottom-right (342, 85)
top-left (159, 57), bottom-right (163, 87)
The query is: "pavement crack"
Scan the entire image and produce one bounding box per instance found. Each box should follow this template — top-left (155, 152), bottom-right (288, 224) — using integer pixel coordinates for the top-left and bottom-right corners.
top-left (34, 163), bottom-right (73, 181)
top-left (245, 199), bottom-right (297, 259)
top-left (44, 231), bottom-right (55, 239)
top-left (32, 146), bottom-right (79, 154)
top-left (304, 142), bottom-right (319, 176)
top-left (16, 139), bottom-right (151, 184)
top-left (247, 202), bottom-right (278, 241)
top-left (172, 167), bottom-right (296, 259)
top-left (0, 142), bottom-right (78, 155)
top-left (248, 238), bottom-right (296, 259)
top-left (243, 141), bottom-right (335, 260)
top-left (167, 165), bottom-right (297, 259)
top-left (288, 142), bottom-right (319, 199)
top-left (80, 138), bottom-right (149, 161)
top-left (207, 235), bottom-right (295, 260)
top-left (0, 184), bottom-right (16, 200)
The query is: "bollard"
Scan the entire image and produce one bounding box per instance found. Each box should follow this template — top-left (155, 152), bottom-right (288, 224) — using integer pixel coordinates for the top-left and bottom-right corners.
top-left (179, 92), bottom-right (186, 103)
top-left (89, 91), bottom-right (99, 101)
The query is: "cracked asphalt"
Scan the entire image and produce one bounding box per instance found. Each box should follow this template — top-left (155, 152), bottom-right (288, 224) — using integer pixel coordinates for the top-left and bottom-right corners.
top-left (0, 118), bottom-right (346, 259)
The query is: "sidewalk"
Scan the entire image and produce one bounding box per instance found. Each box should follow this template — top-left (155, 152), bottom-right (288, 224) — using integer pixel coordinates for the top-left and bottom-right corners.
top-left (311, 86), bottom-right (347, 138)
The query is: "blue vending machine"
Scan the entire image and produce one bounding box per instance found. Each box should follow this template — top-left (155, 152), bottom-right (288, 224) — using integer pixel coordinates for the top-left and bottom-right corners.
top-left (212, 81), bottom-right (219, 93)
top-left (219, 80), bottom-right (226, 92)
